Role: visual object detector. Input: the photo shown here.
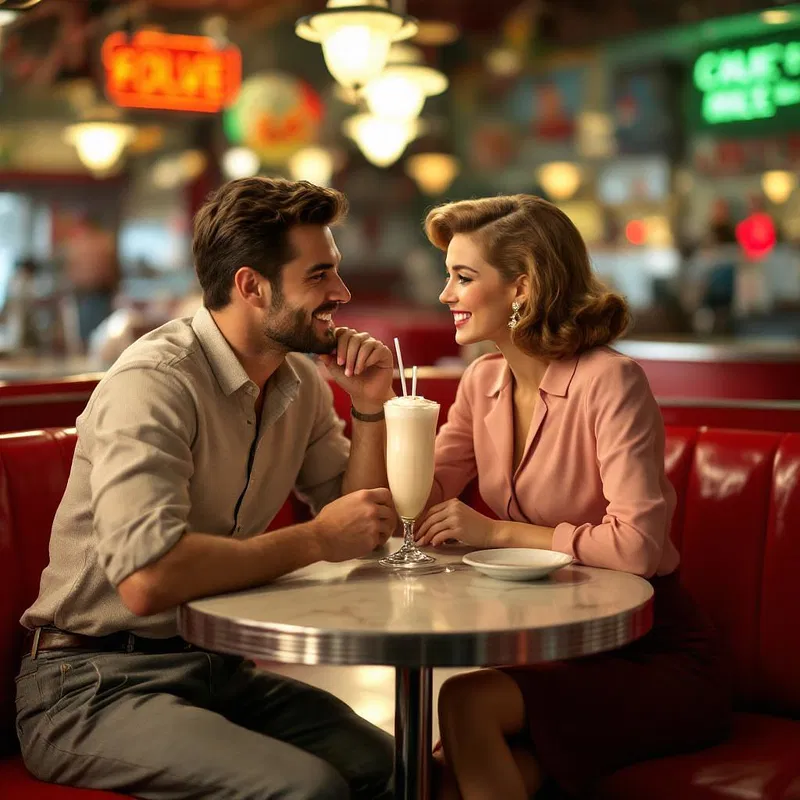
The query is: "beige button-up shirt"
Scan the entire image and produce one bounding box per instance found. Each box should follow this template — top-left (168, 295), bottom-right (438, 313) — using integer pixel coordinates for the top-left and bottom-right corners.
top-left (22, 307), bottom-right (350, 638)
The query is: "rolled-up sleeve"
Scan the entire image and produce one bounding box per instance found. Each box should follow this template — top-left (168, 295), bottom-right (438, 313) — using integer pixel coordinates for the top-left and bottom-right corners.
top-left (294, 371), bottom-right (350, 514)
top-left (89, 366), bottom-right (197, 587)
top-left (432, 362), bottom-right (478, 503)
top-left (551, 359), bottom-right (673, 577)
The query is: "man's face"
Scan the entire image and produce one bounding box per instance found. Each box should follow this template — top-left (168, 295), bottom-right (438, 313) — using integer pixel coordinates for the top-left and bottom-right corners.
top-left (262, 225), bottom-right (351, 354)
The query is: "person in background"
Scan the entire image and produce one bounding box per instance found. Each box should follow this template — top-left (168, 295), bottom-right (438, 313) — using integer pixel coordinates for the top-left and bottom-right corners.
top-left (416, 195), bottom-right (731, 799)
top-left (0, 257), bottom-right (40, 351)
top-left (17, 178), bottom-right (396, 799)
top-left (682, 221), bottom-right (740, 335)
top-left (63, 216), bottom-right (120, 346)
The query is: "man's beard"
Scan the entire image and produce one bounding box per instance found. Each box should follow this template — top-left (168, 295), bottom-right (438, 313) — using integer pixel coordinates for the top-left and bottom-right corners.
top-left (263, 292), bottom-right (337, 355)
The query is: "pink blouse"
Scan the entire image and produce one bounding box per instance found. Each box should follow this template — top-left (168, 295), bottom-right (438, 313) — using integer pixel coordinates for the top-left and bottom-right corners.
top-left (433, 347), bottom-right (679, 578)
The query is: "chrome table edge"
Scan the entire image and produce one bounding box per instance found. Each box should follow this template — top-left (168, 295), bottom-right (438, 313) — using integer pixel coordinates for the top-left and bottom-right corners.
top-left (178, 597), bottom-right (653, 667)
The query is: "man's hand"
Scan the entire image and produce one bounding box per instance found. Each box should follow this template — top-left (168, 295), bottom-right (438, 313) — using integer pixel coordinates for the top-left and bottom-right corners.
top-left (311, 488), bottom-right (397, 562)
top-left (319, 328), bottom-right (394, 413)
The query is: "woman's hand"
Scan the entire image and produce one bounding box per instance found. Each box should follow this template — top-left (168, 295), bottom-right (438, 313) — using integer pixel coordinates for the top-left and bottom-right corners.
top-left (415, 499), bottom-right (497, 548)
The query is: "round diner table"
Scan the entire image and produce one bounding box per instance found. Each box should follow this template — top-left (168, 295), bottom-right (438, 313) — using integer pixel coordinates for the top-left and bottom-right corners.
top-left (178, 544), bottom-right (654, 800)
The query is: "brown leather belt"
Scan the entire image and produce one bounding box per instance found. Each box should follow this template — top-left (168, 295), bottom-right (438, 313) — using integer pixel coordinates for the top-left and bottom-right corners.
top-left (24, 627), bottom-right (196, 659)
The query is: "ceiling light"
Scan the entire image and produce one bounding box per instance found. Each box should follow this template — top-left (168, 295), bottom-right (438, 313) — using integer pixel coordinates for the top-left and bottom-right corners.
top-left (288, 146), bottom-right (335, 186)
top-left (361, 43), bottom-right (448, 121)
top-left (295, 0), bottom-right (418, 89)
top-left (413, 19), bottom-right (460, 46)
top-left (63, 122), bottom-right (136, 175)
top-left (537, 162), bottom-right (582, 201)
top-left (344, 113), bottom-right (420, 167)
top-left (761, 9), bottom-right (793, 24)
top-left (762, 170), bottom-right (797, 204)
top-left (405, 152), bottom-right (459, 195)
top-left (222, 147), bottom-right (260, 180)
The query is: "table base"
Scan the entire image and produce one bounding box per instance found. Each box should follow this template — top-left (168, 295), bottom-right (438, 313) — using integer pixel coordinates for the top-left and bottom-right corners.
top-left (394, 666), bottom-right (432, 800)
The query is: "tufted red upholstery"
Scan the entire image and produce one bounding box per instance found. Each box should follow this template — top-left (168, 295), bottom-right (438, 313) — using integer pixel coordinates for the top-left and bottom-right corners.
top-left (2, 422), bottom-right (800, 798)
top-left (6, 372), bottom-right (800, 436)
top-left (595, 428), bottom-right (800, 799)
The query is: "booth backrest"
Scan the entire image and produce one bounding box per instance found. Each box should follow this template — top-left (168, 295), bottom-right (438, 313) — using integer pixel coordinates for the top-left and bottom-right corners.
top-left (6, 373), bottom-right (800, 437)
top-left (2, 423), bottom-right (800, 754)
top-left (0, 378), bottom-right (100, 434)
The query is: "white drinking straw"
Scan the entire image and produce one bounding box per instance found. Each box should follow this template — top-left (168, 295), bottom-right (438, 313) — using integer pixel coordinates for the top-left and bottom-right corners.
top-left (411, 365), bottom-right (417, 398)
top-left (394, 337), bottom-right (408, 396)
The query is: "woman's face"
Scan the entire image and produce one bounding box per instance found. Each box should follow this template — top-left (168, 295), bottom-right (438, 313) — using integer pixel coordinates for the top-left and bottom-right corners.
top-left (439, 233), bottom-right (521, 346)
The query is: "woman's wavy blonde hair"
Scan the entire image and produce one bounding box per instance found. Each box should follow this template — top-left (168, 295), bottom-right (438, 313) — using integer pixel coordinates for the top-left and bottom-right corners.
top-left (425, 195), bottom-right (630, 359)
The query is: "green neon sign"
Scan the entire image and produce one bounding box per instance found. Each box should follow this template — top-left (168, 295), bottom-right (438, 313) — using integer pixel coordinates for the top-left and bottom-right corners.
top-left (691, 36), bottom-right (800, 129)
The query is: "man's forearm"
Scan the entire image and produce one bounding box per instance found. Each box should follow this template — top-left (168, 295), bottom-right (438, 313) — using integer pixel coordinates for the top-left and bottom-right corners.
top-left (118, 524), bottom-right (322, 617)
top-left (341, 398), bottom-right (393, 495)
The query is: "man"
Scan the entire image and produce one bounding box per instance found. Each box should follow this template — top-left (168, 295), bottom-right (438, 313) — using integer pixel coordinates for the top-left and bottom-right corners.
top-left (17, 178), bottom-right (397, 799)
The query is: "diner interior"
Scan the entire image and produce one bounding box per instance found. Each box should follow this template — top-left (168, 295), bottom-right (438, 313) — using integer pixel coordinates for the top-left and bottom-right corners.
top-left (1, 0), bottom-right (800, 799)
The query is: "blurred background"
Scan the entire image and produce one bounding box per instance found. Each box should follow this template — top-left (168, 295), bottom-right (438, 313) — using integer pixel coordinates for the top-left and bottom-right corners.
top-left (0, 0), bottom-right (799, 380)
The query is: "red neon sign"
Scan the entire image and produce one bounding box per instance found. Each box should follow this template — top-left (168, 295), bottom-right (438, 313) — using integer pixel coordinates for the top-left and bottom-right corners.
top-left (736, 212), bottom-right (777, 261)
top-left (102, 31), bottom-right (241, 113)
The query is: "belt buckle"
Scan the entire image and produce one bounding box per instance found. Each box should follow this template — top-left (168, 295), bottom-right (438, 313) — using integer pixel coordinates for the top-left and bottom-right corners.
top-left (30, 628), bottom-right (42, 660)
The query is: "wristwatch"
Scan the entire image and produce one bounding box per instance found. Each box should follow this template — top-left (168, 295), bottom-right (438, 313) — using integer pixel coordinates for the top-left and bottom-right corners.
top-left (350, 406), bottom-right (385, 423)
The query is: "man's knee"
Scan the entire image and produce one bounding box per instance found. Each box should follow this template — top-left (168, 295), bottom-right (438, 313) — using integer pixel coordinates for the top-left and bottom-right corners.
top-left (346, 728), bottom-right (394, 800)
top-left (276, 757), bottom-right (350, 800)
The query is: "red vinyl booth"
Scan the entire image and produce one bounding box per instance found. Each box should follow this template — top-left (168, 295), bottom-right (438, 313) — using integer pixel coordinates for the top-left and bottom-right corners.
top-left (7, 370), bottom-right (800, 439)
top-left (2, 419), bottom-right (800, 797)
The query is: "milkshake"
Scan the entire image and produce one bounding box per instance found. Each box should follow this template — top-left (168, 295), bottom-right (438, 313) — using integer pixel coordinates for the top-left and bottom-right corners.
top-left (380, 395), bottom-right (440, 569)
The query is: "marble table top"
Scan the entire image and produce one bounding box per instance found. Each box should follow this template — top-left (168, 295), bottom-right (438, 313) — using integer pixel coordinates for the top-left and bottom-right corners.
top-left (179, 544), bottom-right (654, 668)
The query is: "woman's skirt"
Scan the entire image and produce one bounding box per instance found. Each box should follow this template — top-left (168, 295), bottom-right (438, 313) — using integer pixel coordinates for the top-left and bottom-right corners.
top-left (499, 571), bottom-right (732, 797)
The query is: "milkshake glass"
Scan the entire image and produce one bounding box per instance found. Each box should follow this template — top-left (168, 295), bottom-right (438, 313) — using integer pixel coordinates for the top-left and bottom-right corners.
top-left (379, 395), bottom-right (440, 569)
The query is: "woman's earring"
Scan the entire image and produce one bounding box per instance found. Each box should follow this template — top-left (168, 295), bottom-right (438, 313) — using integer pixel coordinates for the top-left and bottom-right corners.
top-left (508, 301), bottom-right (521, 330)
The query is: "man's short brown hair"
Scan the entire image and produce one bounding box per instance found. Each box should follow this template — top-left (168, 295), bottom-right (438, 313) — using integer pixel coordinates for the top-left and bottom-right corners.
top-left (425, 195), bottom-right (630, 359)
top-left (192, 177), bottom-right (349, 310)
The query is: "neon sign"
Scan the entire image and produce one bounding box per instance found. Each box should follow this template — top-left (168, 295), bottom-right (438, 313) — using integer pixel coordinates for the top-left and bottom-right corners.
top-left (736, 212), bottom-right (777, 261)
top-left (102, 31), bottom-right (241, 113)
top-left (691, 35), bottom-right (800, 129)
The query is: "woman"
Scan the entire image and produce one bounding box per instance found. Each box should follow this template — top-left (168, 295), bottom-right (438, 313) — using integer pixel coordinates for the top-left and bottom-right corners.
top-left (415, 195), bottom-right (731, 799)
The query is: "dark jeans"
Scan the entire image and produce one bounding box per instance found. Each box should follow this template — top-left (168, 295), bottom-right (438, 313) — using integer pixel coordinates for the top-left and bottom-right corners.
top-left (16, 648), bottom-right (393, 799)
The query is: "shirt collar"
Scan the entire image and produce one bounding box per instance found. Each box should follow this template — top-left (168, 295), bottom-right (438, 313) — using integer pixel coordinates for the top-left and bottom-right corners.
top-left (192, 306), bottom-right (302, 401)
top-left (191, 306), bottom-right (255, 397)
top-left (485, 354), bottom-right (579, 398)
top-left (539, 355), bottom-right (579, 397)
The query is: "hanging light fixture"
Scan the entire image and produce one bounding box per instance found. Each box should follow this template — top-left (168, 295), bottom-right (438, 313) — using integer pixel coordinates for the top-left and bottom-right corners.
top-left (63, 122), bottom-right (136, 175)
top-left (537, 162), bottom-right (582, 202)
top-left (762, 170), bottom-right (797, 204)
top-left (295, 0), bottom-right (418, 89)
top-left (361, 43), bottom-right (448, 121)
top-left (222, 147), bottom-right (260, 180)
top-left (405, 152), bottom-right (459, 195)
top-left (344, 113), bottom-right (420, 168)
top-left (288, 146), bottom-right (335, 186)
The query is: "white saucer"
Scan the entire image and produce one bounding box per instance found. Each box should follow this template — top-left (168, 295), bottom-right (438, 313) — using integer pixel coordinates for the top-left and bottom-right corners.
top-left (462, 549), bottom-right (573, 582)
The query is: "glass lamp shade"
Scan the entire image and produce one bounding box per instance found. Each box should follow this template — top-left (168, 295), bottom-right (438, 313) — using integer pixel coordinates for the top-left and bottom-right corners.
top-left (344, 113), bottom-right (419, 168)
top-left (295, 0), bottom-right (417, 88)
top-left (222, 147), bottom-right (261, 179)
top-left (405, 152), bottom-right (459, 195)
top-left (63, 122), bottom-right (136, 175)
top-left (288, 146), bottom-right (334, 186)
top-left (537, 162), bottom-right (581, 201)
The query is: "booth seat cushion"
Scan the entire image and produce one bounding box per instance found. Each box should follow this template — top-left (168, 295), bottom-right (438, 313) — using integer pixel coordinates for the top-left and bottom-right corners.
top-left (677, 429), bottom-right (783, 706)
top-left (0, 757), bottom-right (128, 798)
top-left (596, 713), bottom-right (800, 800)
